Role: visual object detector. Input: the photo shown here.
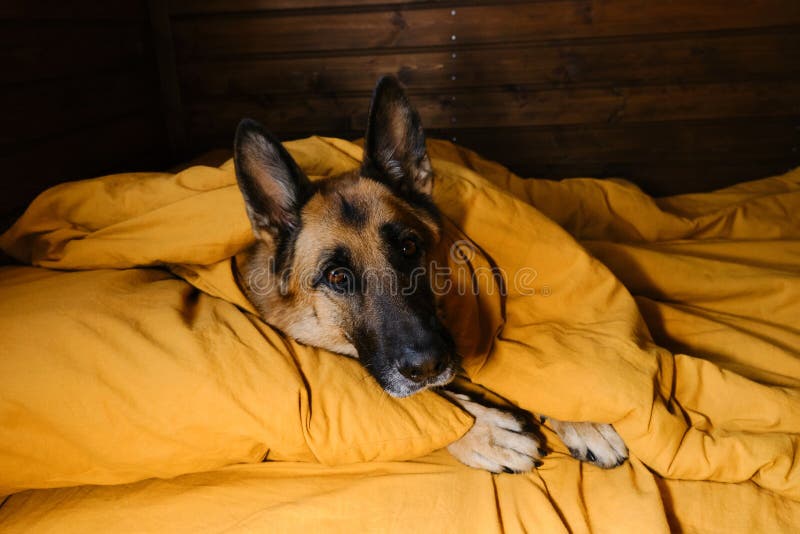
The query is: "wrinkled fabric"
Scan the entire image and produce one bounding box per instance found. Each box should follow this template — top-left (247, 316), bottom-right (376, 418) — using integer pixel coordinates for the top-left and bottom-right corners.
top-left (0, 137), bottom-right (798, 532)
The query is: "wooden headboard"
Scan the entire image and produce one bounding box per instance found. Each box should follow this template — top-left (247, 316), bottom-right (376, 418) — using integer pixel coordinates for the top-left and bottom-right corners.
top-left (2, 0), bottom-right (800, 224)
top-left (165, 0), bottom-right (800, 196)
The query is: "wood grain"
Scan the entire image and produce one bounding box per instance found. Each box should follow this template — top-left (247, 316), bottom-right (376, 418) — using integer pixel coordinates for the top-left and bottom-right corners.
top-left (182, 81), bottom-right (800, 138)
top-left (177, 31), bottom-right (800, 97)
top-left (167, 0), bottom-right (800, 196)
top-left (4, 0), bottom-right (800, 214)
top-left (172, 1), bottom-right (800, 59)
top-left (170, 0), bottom-right (441, 15)
top-left (430, 117), bottom-right (800, 194)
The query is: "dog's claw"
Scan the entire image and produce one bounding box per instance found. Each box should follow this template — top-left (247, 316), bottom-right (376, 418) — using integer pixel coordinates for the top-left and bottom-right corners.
top-left (551, 421), bottom-right (628, 469)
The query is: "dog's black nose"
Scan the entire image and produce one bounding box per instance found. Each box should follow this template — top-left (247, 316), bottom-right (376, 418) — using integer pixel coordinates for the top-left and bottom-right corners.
top-left (397, 350), bottom-right (445, 383)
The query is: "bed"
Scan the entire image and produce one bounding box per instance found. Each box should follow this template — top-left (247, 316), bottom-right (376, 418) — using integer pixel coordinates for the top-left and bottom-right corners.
top-left (1, 137), bottom-right (798, 532)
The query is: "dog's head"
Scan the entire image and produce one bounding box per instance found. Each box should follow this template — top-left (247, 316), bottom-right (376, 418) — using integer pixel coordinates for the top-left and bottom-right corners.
top-left (233, 76), bottom-right (459, 397)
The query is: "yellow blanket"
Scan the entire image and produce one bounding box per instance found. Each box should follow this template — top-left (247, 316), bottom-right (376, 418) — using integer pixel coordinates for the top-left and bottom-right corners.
top-left (0, 137), bottom-right (798, 532)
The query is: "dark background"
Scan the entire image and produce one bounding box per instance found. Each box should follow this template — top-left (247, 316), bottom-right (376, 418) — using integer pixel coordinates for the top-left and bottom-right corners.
top-left (2, 0), bottom-right (800, 223)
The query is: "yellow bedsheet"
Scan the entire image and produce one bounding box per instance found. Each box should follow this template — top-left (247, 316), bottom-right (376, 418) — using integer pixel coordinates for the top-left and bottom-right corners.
top-left (0, 137), bottom-right (798, 532)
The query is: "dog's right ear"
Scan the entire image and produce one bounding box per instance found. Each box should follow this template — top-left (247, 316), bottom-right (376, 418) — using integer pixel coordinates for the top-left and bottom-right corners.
top-left (361, 76), bottom-right (433, 198)
top-left (234, 118), bottom-right (314, 244)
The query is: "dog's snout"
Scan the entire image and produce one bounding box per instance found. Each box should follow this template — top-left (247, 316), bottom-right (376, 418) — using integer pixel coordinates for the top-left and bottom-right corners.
top-left (353, 303), bottom-right (458, 395)
top-left (397, 349), bottom-right (445, 383)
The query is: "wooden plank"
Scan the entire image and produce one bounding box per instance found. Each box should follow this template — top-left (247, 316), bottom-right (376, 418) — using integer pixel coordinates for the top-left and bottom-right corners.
top-left (443, 82), bottom-right (800, 129)
top-left (183, 114), bottom-right (800, 194)
top-left (1, 70), bottom-right (156, 146)
top-left (435, 118), bottom-right (800, 164)
top-left (0, 114), bottom-right (168, 218)
top-left (0, 0), bottom-right (146, 20)
top-left (467, 159), bottom-right (800, 196)
top-left (181, 118), bottom-right (800, 196)
top-left (426, 117), bottom-right (800, 195)
top-left (185, 98), bottom-right (364, 142)
top-left (171, 1), bottom-right (800, 59)
top-left (170, 0), bottom-right (437, 15)
top-left (164, 0), bottom-right (800, 200)
top-left (0, 23), bottom-right (149, 85)
top-left (182, 80), bottom-right (800, 141)
top-left (177, 30), bottom-right (800, 97)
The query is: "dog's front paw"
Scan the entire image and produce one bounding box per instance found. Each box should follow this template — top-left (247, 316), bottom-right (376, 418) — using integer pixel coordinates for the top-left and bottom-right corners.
top-left (548, 420), bottom-right (628, 469)
top-left (446, 394), bottom-right (545, 473)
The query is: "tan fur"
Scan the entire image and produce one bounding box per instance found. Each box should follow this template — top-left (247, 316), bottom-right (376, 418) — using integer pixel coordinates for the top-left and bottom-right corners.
top-left (547, 419), bottom-right (628, 468)
top-left (443, 391), bottom-right (544, 473)
top-left (237, 172), bottom-right (439, 359)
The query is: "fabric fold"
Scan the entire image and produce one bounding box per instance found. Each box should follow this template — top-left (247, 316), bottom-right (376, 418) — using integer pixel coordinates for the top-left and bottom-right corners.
top-left (1, 137), bottom-right (798, 528)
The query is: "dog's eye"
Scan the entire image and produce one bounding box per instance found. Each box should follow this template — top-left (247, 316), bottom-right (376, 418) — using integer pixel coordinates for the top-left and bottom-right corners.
top-left (326, 267), bottom-right (350, 288)
top-left (400, 239), bottom-right (417, 257)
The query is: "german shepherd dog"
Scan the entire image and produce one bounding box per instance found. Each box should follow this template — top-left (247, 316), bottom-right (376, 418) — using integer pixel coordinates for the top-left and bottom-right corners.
top-left (233, 76), bottom-right (628, 472)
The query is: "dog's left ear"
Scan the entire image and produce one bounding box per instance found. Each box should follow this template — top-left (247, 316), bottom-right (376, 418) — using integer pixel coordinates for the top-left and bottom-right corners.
top-left (362, 76), bottom-right (433, 197)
